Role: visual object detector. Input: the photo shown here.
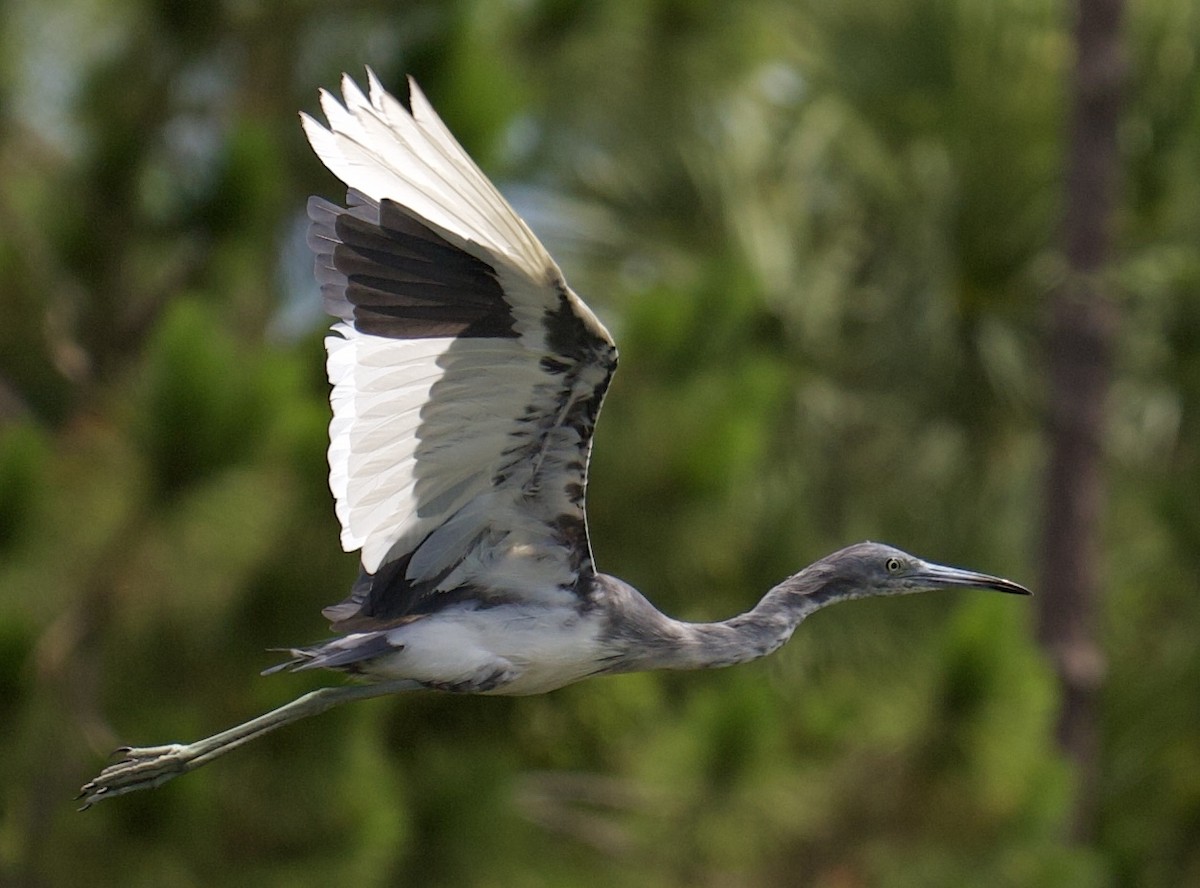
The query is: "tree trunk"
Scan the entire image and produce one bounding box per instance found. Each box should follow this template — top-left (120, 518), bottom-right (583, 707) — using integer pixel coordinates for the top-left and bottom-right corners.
top-left (1038, 0), bottom-right (1125, 843)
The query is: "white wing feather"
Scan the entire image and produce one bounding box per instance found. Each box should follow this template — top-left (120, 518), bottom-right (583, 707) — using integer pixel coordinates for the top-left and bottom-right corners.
top-left (304, 75), bottom-right (551, 279)
top-left (304, 72), bottom-right (616, 626)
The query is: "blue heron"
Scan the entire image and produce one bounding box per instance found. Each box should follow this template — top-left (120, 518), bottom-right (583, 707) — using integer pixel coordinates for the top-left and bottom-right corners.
top-left (78, 72), bottom-right (1029, 808)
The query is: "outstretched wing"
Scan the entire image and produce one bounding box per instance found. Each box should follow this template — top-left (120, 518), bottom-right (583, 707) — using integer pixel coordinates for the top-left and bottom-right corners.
top-left (304, 72), bottom-right (617, 631)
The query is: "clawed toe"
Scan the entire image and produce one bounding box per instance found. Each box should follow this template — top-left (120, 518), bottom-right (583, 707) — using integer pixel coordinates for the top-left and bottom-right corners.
top-left (77, 743), bottom-right (189, 810)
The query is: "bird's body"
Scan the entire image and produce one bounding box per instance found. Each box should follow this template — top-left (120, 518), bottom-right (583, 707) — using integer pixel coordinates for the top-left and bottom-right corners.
top-left (78, 72), bottom-right (1029, 809)
top-left (272, 571), bottom-right (799, 696)
top-left (314, 600), bottom-right (610, 696)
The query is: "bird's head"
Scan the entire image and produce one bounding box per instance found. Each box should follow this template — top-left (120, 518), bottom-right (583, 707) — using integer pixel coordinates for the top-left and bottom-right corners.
top-left (792, 541), bottom-right (1031, 608)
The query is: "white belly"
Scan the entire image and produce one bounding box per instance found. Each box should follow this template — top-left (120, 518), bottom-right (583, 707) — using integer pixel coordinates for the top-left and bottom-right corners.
top-left (362, 605), bottom-right (610, 695)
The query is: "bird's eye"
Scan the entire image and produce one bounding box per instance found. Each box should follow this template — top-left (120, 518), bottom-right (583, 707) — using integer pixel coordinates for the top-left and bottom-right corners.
top-left (885, 557), bottom-right (902, 573)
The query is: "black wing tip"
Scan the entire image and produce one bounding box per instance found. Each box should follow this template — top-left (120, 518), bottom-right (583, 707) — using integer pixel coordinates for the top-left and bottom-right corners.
top-left (397, 75), bottom-right (416, 113)
top-left (360, 65), bottom-right (416, 113)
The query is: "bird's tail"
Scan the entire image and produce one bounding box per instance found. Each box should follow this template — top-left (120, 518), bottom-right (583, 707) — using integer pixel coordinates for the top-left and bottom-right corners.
top-left (261, 631), bottom-right (401, 676)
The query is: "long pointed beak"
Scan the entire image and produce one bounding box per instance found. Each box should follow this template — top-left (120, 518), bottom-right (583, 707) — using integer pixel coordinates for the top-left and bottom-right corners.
top-left (915, 561), bottom-right (1032, 596)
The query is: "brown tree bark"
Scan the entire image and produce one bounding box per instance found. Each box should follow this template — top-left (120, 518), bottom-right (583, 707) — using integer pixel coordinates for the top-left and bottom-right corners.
top-left (1038, 0), bottom-right (1125, 843)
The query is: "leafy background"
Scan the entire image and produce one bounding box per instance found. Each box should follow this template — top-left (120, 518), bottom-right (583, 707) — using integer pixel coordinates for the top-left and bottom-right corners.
top-left (1, 0), bottom-right (1197, 885)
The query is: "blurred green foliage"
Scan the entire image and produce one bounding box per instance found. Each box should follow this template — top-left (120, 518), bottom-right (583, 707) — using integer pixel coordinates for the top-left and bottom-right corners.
top-left (1, 0), bottom-right (1197, 885)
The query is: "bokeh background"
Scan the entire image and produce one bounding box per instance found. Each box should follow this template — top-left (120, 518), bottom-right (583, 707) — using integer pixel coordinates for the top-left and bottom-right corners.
top-left (2, 0), bottom-right (1198, 885)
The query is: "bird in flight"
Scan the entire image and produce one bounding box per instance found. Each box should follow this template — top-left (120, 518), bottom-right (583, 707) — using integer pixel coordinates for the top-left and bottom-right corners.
top-left (79, 71), bottom-right (1029, 808)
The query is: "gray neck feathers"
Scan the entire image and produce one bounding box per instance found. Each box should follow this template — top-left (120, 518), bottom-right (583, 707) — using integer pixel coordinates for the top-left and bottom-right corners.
top-left (603, 572), bottom-right (842, 673)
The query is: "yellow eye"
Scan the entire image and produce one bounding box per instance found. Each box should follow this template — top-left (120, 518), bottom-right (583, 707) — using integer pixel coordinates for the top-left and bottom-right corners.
top-left (886, 557), bottom-right (902, 573)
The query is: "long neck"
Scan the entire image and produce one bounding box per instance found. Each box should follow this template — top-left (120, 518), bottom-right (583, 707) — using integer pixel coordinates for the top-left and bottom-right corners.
top-left (605, 573), bottom-right (841, 673)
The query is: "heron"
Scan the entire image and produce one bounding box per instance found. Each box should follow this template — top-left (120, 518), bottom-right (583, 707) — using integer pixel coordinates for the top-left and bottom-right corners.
top-left (78, 71), bottom-right (1030, 809)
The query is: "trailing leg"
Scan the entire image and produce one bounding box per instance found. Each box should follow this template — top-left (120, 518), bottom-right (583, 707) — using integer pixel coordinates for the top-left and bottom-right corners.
top-left (78, 680), bottom-right (420, 809)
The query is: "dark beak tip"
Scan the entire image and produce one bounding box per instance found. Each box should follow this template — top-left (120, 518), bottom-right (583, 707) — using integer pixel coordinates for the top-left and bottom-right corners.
top-left (925, 569), bottom-right (1033, 597)
top-left (981, 578), bottom-right (1032, 597)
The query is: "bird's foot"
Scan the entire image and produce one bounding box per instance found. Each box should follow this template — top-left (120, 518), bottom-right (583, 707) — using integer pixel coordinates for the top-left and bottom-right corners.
top-left (77, 743), bottom-right (190, 810)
